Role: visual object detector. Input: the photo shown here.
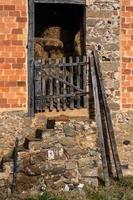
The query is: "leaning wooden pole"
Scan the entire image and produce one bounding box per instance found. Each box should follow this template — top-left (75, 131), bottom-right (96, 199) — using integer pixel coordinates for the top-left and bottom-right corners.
top-left (90, 55), bottom-right (110, 187)
top-left (93, 50), bottom-right (123, 179)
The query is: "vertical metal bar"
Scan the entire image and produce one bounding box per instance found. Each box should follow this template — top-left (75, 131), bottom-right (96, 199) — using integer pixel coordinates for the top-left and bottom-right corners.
top-left (63, 57), bottom-right (67, 110)
top-left (83, 56), bottom-right (87, 108)
top-left (90, 55), bottom-right (110, 187)
top-left (56, 59), bottom-right (60, 111)
top-left (76, 57), bottom-right (80, 108)
top-left (69, 57), bottom-right (74, 109)
top-left (28, 0), bottom-right (35, 116)
top-left (42, 59), bottom-right (46, 111)
top-left (49, 58), bottom-right (53, 111)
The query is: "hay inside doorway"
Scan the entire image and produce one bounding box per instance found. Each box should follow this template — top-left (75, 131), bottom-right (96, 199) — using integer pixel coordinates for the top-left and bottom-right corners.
top-left (35, 3), bottom-right (85, 60)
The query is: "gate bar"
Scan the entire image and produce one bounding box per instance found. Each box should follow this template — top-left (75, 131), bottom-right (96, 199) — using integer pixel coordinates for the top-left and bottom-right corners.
top-left (63, 57), bottom-right (67, 111)
top-left (83, 56), bottom-right (88, 108)
top-left (70, 57), bottom-right (74, 109)
top-left (43, 71), bottom-right (86, 92)
top-left (56, 59), bottom-right (60, 111)
top-left (49, 58), bottom-right (54, 111)
top-left (76, 57), bottom-right (81, 108)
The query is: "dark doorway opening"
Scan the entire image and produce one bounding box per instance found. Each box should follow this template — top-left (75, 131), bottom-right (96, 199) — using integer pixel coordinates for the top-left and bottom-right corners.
top-left (35, 3), bottom-right (85, 60)
top-left (28, 1), bottom-right (87, 116)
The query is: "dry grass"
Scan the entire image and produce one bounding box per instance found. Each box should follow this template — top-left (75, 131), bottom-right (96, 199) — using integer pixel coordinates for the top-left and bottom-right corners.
top-left (26, 177), bottom-right (133, 200)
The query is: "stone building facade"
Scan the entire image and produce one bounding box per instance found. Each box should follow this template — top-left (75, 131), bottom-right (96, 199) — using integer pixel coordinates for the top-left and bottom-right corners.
top-left (0, 0), bottom-right (133, 196)
top-left (0, 0), bottom-right (133, 111)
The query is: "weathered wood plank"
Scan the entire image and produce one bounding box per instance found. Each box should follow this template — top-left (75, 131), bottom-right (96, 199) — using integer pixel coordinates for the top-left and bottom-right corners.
top-left (42, 60), bottom-right (46, 111)
top-left (34, 0), bottom-right (86, 5)
top-left (86, 56), bottom-right (89, 108)
top-left (34, 61), bottom-right (41, 111)
top-left (40, 60), bottom-right (43, 112)
top-left (34, 55), bottom-right (89, 112)
top-left (41, 62), bottom-right (88, 68)
top-left (93, 50), bottom-right (123, 179)
top-left (63, 57), bottom-right (67, 111)
top-left (43, 70), bottom-right (85, 92)
top-left (56, 59), bottom-right (60, 111)
top-left (76, 57), bottom-right (81, 108)
top-left (90, 55), bottom-right (110, 187)
top-left (28, 0), bottom-right (35, 116)
top-left (83, 56), bottom-right (88, 108)
top-left (49, 59), bottom-right (53, 111)
top-left (69, 57), bottom-right (74, 109)
top-left (35, 92), bottom-right (88, 99)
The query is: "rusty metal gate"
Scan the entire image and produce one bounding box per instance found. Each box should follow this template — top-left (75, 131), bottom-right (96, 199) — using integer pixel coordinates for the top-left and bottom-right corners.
top-left (34, 56), bottom-right (89, 112)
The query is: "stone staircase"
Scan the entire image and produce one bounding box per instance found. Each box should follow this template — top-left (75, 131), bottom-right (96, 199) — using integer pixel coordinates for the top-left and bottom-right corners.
top-left (0, 116), bottom-right (98, 195)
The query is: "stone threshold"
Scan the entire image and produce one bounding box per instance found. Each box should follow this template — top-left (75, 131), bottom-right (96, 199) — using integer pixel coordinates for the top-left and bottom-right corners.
top-left (35, 108), bottom-right (89, 121)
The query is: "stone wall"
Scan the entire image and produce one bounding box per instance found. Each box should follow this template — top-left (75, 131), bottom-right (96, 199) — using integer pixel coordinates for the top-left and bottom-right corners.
top-left (0, 0), bottom-right (133, 110)
top-left (0, 112), bottom-right (98, 197)
top-left (0, 0), bottom-right (133, 197)
top-left (0, 0), bottom-right (27, 109)
top-left (86, 0), bottom-right (133, 177)
top-left (0, 110), bottom-right (133, 198)
top-left (86, 0), bottom-right (121, 112)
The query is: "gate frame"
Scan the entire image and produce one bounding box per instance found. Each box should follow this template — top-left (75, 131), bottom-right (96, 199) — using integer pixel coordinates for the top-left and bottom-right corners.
top-left (28, 0), bottom-right (86, 116)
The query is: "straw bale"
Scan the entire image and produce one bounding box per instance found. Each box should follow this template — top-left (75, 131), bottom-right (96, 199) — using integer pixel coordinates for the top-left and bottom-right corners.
top-left (42, 26), bottom-right (62, 40)
top-left (75, 45), bottom-right (82, 56)
top-left (74, 31), bottom-right (81, 46)
top-left (50, 48), bottom-right (64, 60)
top-left (74, 31), bottom-right (84, 56)
top-left (43, 37), bottom-right (64, 48)
top-left (35, 42), bottom-right (48, 60)
top-left (35, 37), bottom-right (44, 46)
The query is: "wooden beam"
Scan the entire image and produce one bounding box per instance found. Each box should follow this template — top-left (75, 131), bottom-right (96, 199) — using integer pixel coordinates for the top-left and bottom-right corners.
top-left (43, 70), bottom-right (86, 92)
top-left (34, 0), bottom-right (86, 4)
top-left (93, 50), bottom-right (123, 179)
top-left (28, 0), bottom-right (35, 116)
top-left (35, 92), bottom-right (88, 99)
top-left (90, 55), bottom-right (110, 187)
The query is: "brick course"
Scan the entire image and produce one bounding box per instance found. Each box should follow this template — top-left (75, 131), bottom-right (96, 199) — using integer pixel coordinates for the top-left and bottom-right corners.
top-left (121, 0), bottom-right (133, 109)
top-left (0, 0), bottom-right (27, 109)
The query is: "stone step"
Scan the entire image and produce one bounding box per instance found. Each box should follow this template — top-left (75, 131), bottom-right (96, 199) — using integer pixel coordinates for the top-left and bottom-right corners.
top-left (46, 119), bottom-right (55, 129)
top-left (18, 144), bottom-right (29, 152)
top-left (28, 140), bottom-right (44, 151)
top-left (0, 170), bottom-right (11, 180)
top-left (23, 137), bottom-right (42, 150)
top-left (35, 129), bottom-right (54, 139)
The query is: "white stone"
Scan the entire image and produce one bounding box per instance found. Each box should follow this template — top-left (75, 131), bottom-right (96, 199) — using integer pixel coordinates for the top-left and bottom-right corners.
top-left (64, 184), bottom-right (69, 191)
top-left (59, 148), bottom-right (64, 157)
top-left (114, 72), bottom-right (119, 80)
top-left (48, 150), bottom-right (54, 160)
top-left (78, 183), bottom-right (84, 189)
